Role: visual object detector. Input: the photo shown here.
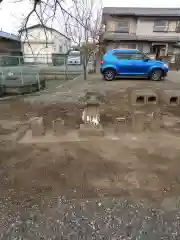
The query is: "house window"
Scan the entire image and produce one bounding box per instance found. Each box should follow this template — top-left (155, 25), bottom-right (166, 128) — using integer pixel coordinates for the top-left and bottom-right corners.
top-left (176, 21), bottom-right (180, 32)
top-left (153, 20), bottom-right (168, 32)
top-left (113, 53), bottom-right (132, 59)
top-left (115, 20), bottom-right (129, 33)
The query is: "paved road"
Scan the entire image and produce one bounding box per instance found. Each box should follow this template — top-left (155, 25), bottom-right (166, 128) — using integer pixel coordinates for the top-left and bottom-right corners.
top-left (167, 70), bottom-right (180, 83)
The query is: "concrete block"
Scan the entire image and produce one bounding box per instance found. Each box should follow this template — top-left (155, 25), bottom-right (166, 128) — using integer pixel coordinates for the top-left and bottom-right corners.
top-left (149, 112), bottom-right (163, 131)
top-left (161, 90), bottom-right (180, 106)
top-left (79, 124), bottom-right (104, 137)
top-left (132, 111), bottom-right (146, 132)
top-left (31, 117), bottom-right (45, 136)
top-left (130, 89), bottom-right (158, 105)
top-left (83, 91), bottom-right (105, 105)
top-left (52, 118), bottom-right (66, 135)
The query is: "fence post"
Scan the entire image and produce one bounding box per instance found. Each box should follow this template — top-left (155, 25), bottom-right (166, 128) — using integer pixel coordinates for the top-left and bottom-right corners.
top-left (37, 71), bottom-right (40, 91)
top-left (20, 67), bottom-right (24, 86)
top-left (1, 69), bottom-right (4, 88)
top-left (64, 56), bottom-right (68, 81)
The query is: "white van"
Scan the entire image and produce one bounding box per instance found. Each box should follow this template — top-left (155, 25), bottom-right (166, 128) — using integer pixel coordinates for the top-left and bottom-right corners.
top-left (67, 51), bottom-right (81, 65)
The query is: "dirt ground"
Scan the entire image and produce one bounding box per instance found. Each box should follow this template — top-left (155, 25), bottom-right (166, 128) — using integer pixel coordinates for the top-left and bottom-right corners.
top-left (1, 73), bottom-right (180, 211)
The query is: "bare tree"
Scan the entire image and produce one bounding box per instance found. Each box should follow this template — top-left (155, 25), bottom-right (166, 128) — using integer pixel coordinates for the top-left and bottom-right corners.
top-left (0, 0), bottom-right (102, 79)
top-left (63, 0), bottom-right (102, 80)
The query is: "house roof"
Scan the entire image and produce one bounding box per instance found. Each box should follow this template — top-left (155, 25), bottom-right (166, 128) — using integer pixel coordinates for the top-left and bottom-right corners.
top-left (0, 31), bottom-right (20, 42)
top-left (19, 24), bottom-right (70, 40)
top-left (103, 7), bottom-right (180, 17)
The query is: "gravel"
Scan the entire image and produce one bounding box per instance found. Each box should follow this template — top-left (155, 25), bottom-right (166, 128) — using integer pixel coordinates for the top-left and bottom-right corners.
top-left (1, 197), bottom-right (180, 239)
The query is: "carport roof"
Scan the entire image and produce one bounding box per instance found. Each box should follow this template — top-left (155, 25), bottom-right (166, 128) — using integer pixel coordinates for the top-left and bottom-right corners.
top-left (0, 31), bottom-right (20, 42)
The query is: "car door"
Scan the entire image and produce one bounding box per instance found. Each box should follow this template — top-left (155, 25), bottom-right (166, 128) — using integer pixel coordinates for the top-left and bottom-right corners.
top-left (113, 52), bottom-right (133, 75)
top-left (127, 52), bottom-right (151, 75)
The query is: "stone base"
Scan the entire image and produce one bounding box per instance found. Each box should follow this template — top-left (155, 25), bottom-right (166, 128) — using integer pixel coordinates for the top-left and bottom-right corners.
top-left (149, 112), bottom-right (163, 131)
top-left (52, 118), bottom-right (66, 135)
top-left (132, 111), bottom-right (146, 132)
top-left (79, 124), bottom-right (104, 137)
top-left (30, 117), bottom-right (45, 136)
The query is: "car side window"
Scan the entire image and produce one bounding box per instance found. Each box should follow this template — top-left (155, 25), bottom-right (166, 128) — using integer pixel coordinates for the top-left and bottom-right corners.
top-left (113, 52), bottom-right (146, 60)
top-left (113, 53), bottom-right (132, 60)
top-left (130, 53), bottom-right (145, 60)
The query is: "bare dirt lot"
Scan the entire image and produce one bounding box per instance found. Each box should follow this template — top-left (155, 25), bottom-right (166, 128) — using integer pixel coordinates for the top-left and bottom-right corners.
top-left (1, 72), bottom-right (180, 237)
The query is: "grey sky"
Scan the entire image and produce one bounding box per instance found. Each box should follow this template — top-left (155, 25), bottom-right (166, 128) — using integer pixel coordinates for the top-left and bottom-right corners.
top-left (0, 0), bottom-right (180, 34)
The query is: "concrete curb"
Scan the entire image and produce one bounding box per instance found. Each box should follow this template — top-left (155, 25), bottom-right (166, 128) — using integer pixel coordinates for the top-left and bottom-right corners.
top-left (0, 74), bottom-right (84, 101)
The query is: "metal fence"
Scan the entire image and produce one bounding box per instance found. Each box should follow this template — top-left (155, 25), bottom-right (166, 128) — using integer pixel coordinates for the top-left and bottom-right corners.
top-left (0, 53), bottom-right (84, 95)
top-left (0, 54), bottom-right (68, 66)
top-left (0, 65), bottom-right (46, 95)
top-left (0, 53), bottom-right (95, 95)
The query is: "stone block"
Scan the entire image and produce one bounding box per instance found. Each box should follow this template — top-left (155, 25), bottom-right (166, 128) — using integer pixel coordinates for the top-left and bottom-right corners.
top-left (79, 124), bottom-right (104, 137)
top-left (82, 91), bottom-right (105, 105)
top-left (52, 118), bottom-right (66, 135)
top-left (114, 117), bottom-right (127, 133)
top-left (132, 111), bottom-right (146, 132)
top-left (130, 89), bottom-right (158, 105)
top-left (161, 90), bottom-right (180, 106)
top-left (31, 117), bottom-right (45, 136)
top-left (149, 112), bottom-right (163, 131)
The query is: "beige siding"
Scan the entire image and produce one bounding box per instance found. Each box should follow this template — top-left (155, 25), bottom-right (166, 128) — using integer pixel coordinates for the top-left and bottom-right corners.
top-left (168, 21), bottom-right (177, 32)
top-left (106, 21), bottom-right (115, 31)
top-left (129, 18), bottom-right (137, 34)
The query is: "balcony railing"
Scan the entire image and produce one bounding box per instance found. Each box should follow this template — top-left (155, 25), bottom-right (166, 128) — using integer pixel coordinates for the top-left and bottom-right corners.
top-left (101, 31), bottom-right (180, 42)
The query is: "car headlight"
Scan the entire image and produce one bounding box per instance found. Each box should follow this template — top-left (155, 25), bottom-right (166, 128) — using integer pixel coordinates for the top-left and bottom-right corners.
top-left (163, 63), bottom-right (168, 68)
top-left (8, 72), bottom-right (14, 76)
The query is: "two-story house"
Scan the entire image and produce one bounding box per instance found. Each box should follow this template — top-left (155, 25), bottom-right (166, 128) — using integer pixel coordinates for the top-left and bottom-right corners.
top-left (19, 24), bottom-right (71, 64)
top-left (100, 7), bottom-right (180, 59)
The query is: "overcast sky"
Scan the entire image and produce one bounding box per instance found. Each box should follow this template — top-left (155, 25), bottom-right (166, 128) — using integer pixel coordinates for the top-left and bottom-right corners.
top-left (0, 0), bottom-right (180, 34)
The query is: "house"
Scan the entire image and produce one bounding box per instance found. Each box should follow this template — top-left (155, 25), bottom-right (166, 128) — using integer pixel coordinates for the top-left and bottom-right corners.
top-left (0, 31), bottom-right (21, 56)
top-left (100, 7), bottom-right (180, 59)
top-left (19, 24), bottom-right (71, 64)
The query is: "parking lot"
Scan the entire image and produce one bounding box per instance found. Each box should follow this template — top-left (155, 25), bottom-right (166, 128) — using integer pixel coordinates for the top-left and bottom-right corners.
top-left (18, 70), bottom-right (180, 105)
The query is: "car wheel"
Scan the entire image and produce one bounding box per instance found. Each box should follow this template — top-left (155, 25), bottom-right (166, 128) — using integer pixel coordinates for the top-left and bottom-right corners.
top-left (103, 69), bottom-right (115, 81)
top-left (150, 69), bottom-right (163, 81)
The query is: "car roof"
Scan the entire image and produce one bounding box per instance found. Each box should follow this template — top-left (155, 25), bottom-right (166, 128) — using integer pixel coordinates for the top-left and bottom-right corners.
top-left (107, 49), bottom-right (139, 54)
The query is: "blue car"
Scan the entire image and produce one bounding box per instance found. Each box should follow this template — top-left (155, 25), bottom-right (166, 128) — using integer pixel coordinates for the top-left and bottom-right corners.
top-left (100, 49), bottom-right (168, 81)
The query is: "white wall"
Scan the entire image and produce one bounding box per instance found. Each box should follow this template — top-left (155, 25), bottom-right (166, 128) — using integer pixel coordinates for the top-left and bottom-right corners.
top-left (21, 26), bottom-right (70, 63)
